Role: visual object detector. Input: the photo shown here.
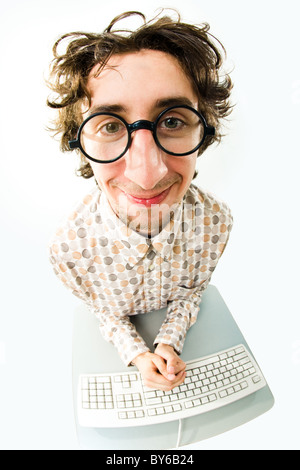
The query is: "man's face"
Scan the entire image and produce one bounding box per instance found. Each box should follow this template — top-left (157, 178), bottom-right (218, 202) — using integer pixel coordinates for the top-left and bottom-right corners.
top-left (84, 49), bottom-right (199, 236)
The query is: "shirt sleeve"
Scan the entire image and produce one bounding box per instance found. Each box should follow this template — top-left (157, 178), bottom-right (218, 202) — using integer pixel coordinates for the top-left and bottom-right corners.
top-left (153, 276), bottom-right (211, 354)
top-left (153, 207), bottom-right (233, 355)
top-left (49, 245), bottom-right (150, 366)
top-left (95, 310), bottom-right (150, 366)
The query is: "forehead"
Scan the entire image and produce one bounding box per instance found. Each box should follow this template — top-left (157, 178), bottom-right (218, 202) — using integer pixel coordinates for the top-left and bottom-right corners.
top-left (85, 49), bottom-right (198, 117)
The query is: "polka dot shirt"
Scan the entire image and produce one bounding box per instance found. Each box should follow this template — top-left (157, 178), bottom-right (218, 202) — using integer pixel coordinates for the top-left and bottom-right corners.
top-left (49, 184), bottom-right (233, 366)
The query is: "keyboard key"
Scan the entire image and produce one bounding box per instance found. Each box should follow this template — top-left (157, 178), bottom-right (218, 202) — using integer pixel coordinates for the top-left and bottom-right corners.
top-left (219, 353), bottom-right (228, 360)
top-left (165, 405), bottom-right (173, 413)
top-left (252, 375), bottom-right (261, 383)
top-left (145, 391), bottom-right (156, 399)
top-left (173, 404), bottom-right (181, 412)
top-left (185, 400), bottom-right (193, 409)
top-left (162, 395), bottom-right (171, 403)
top-left (235, 352), bottom-right (247, 361)
top-left (146, 397), bottom-right (162, 405)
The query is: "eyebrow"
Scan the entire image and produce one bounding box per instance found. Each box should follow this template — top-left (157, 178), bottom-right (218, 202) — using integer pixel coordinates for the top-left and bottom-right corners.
top-left (154, 96), bottom-right (195, 109)
top-left (87, 96), bottom-right (196, 118)
top-left (88, 104), bottom-right (127, 116)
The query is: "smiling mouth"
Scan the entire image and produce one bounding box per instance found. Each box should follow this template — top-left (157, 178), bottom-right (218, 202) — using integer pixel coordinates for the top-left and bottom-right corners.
top-left (123, 187), bottom-right (171, 207)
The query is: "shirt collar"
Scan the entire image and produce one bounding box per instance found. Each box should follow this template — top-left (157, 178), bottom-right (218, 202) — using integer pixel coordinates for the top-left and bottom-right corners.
top-left (99, 190), bottom-right (185, 267)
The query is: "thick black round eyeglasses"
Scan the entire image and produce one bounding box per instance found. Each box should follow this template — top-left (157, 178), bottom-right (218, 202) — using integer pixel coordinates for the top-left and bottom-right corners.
top-left (68, 105), bottom-right (215, 164)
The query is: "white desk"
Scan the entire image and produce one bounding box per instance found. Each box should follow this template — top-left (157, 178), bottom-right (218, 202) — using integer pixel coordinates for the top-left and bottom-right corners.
top-left (72, 285), bottom-right (274, 449)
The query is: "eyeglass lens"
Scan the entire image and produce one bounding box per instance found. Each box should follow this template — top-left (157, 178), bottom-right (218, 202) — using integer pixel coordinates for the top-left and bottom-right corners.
top-left (80, 107), bottom-right (205, 162)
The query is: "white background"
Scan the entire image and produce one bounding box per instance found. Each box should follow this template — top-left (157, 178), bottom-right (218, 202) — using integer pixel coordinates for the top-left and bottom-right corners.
top-left (0, 0), bottom-right (299, 450)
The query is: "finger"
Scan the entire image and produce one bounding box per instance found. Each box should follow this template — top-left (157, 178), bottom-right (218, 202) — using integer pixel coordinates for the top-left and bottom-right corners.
top-left (160, 357), bottom-right (185, 381)
top-left (161, 369), bottom-right (186, 389)
top-left (166, 357), bottom-right (186, 378)
top-left (155, 346), bottom-right (186, 376)
top-left (166, 356), bottom-right (176, 377)
top-left (145, 359), bottom-right (184, 390)
top-left (144, 368), bottom-right (187, 391)
top-left (143, 370), bottom-right (175, 391)
top-left (151, 354), bottom-right (169, 380)
top-left (174, 360), bottom-right (186, 376)
top-left (166, 357), bottom-right (180, 377)
top-left (172, 369), bottom-right (186, 387)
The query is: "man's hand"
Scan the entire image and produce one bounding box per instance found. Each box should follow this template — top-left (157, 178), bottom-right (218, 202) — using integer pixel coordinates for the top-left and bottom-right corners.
top-left (155, 343), bottom-right (186, 380)
top-left (132, 344), bottom-right (186, 391)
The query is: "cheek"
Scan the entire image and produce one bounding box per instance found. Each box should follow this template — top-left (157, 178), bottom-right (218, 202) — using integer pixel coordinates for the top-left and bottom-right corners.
top-left (90, 161), bottom-right (119, 190)
top-left (169, 155), bottom-right (197, 183)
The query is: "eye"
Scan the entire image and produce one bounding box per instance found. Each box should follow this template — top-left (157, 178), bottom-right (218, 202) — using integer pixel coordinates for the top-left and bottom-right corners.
top-left (101, 121), bottom-right (122, 134)
top-left (161, 117), bottom-right (183, 130)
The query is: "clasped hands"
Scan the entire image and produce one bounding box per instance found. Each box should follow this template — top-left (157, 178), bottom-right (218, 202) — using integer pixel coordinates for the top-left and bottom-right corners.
top-left (132, 343), bottom-right (186, 391)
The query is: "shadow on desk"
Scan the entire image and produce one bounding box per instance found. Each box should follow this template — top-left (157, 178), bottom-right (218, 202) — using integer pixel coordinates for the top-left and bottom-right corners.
top-left (72, 285), bottom-right (274, 450)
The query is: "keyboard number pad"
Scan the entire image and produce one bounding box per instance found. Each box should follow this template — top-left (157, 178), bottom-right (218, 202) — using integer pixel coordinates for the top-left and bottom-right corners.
top-left (81, 376), bottom-right (114, 410)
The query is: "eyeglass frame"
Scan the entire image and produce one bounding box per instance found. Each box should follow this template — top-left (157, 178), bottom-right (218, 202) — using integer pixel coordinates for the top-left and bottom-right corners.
top-left (68, 104), bottom-right (215, 164)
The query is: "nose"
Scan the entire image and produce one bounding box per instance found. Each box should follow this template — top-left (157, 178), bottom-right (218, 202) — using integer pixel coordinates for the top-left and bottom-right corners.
top-left (123, 129), bottom-right (168, 189)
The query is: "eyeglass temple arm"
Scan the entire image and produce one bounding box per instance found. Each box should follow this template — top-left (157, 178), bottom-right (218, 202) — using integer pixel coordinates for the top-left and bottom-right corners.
top-left (206, 125), bottom-right (215, 136)
top-left (69, 139), bottom-right (80, 149)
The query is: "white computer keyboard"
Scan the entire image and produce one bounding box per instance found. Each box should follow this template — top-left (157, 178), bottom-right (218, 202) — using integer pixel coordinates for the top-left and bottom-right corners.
top-left (77, 344), bottom-right (266, 428)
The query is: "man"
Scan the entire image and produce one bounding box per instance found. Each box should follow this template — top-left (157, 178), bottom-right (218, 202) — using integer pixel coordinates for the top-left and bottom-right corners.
top-left (47, 11), bottom-right (233, 391)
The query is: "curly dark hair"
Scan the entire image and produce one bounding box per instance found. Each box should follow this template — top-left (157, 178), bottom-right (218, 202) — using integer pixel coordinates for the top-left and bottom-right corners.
top-left (46, 10), bottom-right (233, 178)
